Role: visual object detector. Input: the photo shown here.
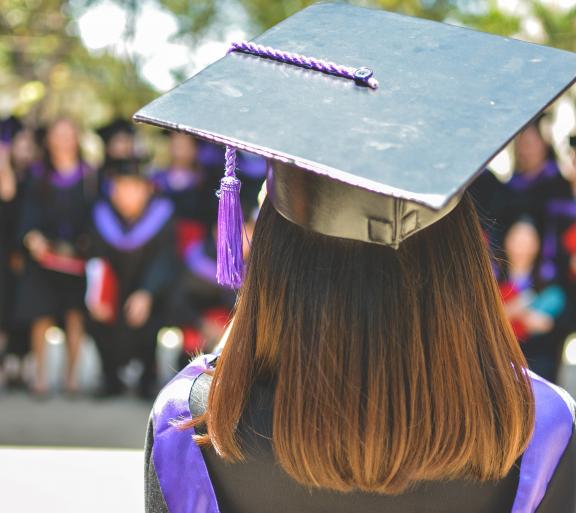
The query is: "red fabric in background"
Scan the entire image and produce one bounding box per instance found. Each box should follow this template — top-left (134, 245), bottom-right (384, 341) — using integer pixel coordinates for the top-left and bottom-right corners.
top-left (176, 220), bottom-right (205, 258)
top-left (499, 281), bottom-right (528, 342)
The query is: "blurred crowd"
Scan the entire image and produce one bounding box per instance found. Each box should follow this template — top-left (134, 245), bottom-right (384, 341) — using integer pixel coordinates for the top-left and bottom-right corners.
top-left (1, 112), bottom-right (576, 400)
top-left (471, 114), bottom-right (576, 385)
top-left (0, 115), bottom-right (263, 399)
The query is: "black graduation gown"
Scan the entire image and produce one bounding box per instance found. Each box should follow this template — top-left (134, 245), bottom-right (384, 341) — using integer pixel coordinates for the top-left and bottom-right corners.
top-left (0, 170), bottom-right (31, 355)
top-left (152, 167), bottom-right (216, 227)
top-left (88, 197), bottom-right (177, 391)
top-left (15, 162), bottom-right (95, 321)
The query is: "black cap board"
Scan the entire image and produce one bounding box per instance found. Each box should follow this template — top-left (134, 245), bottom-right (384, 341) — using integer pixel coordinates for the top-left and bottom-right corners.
top-left (134, 2), bottom-right (576, 248)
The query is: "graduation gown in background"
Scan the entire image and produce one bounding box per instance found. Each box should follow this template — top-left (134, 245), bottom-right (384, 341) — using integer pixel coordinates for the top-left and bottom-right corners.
top-left (197, 142), bottom-right (267, 215)
top-left (469, 162), bottom-right (572, 256)
top-left (87, 197), bottom-right (177, 394)
top-left (151, 166), bottom-right (215, 256)
top-left (144, 354), bottom-right (576, 513)
top-left (500, 159), bottom-right (571, 237)
top-left (498, 271), bottom-right (566, 382)
top-left (166, 233), bottom-right (235, 361)
top-left (0, 167), bottom-right (31, 355)
top-left (15, 161), bottom-right (95, 322)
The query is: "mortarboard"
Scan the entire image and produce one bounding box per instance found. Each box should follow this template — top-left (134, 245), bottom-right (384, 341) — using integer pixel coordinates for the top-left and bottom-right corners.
top-left (134, 2), bottom-right (576, 287)
top-left (0, 116), bottom-right (24, 144)
top-left (97, 118), bottom-right (135, 144)
top-left (104, 156), bottom-right (150, 179)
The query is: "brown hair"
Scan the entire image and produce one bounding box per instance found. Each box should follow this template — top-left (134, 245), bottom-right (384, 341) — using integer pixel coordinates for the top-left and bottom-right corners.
top-left (190, 193), bottom-right (534, 494)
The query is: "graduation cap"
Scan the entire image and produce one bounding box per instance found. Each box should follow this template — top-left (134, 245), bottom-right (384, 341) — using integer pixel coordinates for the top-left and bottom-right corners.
top-left (104, 156), bottom-right (149, 179)
top-left (97, 118), bottom-right (135, 144)
top-left (134, 2), bottom-right (576, 287)
top-left (0, 116), bottom-right (24, 144)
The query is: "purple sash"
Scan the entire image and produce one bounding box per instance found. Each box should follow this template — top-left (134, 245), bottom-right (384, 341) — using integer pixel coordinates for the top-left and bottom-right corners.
top-left (507, 160), bottom-right (560, 192)
top-left (152, 362), bottom-right (573, 513)
top-left (93, 198), bottom-right (173, 251)
top-left (152, 354), bottom-right (220, 513)
top-left (185, 241), bottom-right (218, 284)
top-left (31, 161), bottom-right (91, 189)
top-left (511, 371), bottom-right (575, 513)
top-left (152, 168), bottom-right (204, 193)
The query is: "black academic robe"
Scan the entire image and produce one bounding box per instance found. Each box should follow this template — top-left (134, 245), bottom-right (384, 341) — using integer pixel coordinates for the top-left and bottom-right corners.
top-left (0, 170), bottom-right (31, 355)
top-left (15, 162), bottom-right (95, 321)
top-left (152, 167), bottom-right (215, 226)
top-left (88, 197), bottom-right (177, 393)
top-left (469, 163), bottom-right (572, 255)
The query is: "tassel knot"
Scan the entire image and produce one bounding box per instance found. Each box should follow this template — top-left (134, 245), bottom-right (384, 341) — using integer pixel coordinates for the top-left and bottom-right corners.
top-left (216, 147), bottom-right (244, 289)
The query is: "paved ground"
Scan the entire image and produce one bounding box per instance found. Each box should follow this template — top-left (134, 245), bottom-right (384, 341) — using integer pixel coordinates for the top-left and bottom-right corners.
top-left (0, 335), bottom-right (180, 448)
top-left (0, 391), bottom-right (152, 448)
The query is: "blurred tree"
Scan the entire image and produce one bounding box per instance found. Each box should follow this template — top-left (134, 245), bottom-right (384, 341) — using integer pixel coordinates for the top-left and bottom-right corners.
top-left (531, 1), bottom-right (576, 51)
top-left (144, 0), bottom-right (574, 50)
top-left (0, 0), bottom-right (155, 125)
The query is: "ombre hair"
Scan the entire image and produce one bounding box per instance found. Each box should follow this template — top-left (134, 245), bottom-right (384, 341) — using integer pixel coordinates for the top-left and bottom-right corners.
top-left (190, 192), bottom-right (534, 494)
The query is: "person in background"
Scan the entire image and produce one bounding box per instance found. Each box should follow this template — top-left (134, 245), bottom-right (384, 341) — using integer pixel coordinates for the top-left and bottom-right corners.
top-left (96, 118), bottom-right (137, 195)
top-left (151, 132), bottom-right (213, 254)
top-left (196, 141), bottom-right (268, 216)
top-left (152, 132), bottom-right (219, 363)
top-left (171, 205), bottom-right (257, 367)
top-left (86, 158), bottom-right (177, 399)
top-left (498, 219), bottom-right (566, 382)
top-left (499, 116), bottom-right (571, 238)
top-left (0, 117), bottom-right (37, 387)
top-left (15, 117), bottom-right (94, 397)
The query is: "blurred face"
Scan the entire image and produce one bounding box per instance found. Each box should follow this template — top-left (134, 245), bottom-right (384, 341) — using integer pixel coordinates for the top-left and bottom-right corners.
top-left (11, 129), bottom-right (37, 170)
top-left (110, 176), bottom-right (153, 220)
top-left (515, 125), bottom-right (547, 174)
top-left (504, 221), bottom-right (540, 271)
top-left (170, 133), bottom-right (197, 168)
top-left (46, 119), bottom-right (79, 162)
top-left (107, 131), bottom-right (135, 160)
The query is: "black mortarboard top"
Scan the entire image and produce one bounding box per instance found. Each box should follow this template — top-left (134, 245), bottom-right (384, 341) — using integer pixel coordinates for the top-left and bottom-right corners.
top-left (104, 156), bottom-right (150, 179)
top-left (0, 116), bottom-right (24, 144)
top-left (97, 118), bottom-right (135, 144)
top-left (134, 2), bottom-right (576, 251)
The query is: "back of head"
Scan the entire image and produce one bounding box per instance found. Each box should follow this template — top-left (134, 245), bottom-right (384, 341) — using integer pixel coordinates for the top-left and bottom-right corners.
top-left (194, 193), bottom-right (534, 494)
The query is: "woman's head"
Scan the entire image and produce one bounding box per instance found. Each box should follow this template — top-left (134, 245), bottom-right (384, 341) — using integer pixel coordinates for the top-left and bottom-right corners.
top-left (194, 193), bottom-right (534, 494)
top-left (504, 219), bottom-right (540, 272)
top-left (514, 122), bottom-right (549, 175)
top-left (110, 175), bottom-right (153, 221)
top-left (45, 118), bottom-right (79, 163)
top-left (169, 132), bottom-right (197, 169)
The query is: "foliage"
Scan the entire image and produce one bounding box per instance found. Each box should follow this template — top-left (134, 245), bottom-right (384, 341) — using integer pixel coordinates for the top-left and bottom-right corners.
top-left (0, 0), bottom-right (155, 125)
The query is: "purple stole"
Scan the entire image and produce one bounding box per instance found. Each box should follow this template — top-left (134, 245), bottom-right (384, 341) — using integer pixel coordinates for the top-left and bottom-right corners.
top-left (31, 161), bottom-right (92, 189)
top-left (185, 241), bottom-right (218, 285)
top-left (507, 160), bottom-right (561, 192)
top-left (152, 168), bottom-right (204, 193)
top-left (93, 198), bottom-right (173, 252)
top-left (152, 354), bottom-right (220, 513)
top-left (152, 360), bottom-right (574, 513)
top-left (511, 372), bottom-right (574, 513)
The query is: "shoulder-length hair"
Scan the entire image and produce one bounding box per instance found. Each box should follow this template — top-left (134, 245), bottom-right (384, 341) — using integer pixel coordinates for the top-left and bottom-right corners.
top-left (190, 192), bottom-right (534, 494)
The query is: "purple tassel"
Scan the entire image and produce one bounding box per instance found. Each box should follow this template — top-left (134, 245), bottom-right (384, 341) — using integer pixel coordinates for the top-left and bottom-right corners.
top-left (216, 146), bottom-right (244, 288)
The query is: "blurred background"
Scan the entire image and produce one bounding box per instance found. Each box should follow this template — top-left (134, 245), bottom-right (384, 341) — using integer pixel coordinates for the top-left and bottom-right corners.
top-left (0, 0), bottom-right (576, 511)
